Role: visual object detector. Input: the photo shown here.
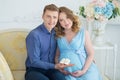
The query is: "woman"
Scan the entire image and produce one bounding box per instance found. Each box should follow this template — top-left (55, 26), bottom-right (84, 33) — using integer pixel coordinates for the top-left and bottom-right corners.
top-left (55, 6), bottom-right (102, 80)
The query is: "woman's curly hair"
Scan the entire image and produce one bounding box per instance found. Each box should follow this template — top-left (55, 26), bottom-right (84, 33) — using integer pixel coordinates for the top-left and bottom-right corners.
top-left (55, 7), bottom-right (81, 38)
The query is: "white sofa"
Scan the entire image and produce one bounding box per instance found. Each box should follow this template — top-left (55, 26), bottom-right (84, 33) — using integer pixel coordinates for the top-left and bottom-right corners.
top-left (0, 28), bottom-right (29, 80)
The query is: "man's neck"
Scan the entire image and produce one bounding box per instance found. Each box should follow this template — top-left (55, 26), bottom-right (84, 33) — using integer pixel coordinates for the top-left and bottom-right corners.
top-left (46, 27), bottom-right (52, 33)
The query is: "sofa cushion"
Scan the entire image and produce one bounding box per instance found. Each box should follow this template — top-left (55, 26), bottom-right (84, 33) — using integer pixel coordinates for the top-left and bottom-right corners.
top-left (12, 71), bottom-right (25, 80)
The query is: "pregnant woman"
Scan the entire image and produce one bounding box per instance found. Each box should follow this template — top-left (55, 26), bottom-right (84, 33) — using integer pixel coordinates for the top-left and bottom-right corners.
top-left (55, 6), bottom-right (102, 80)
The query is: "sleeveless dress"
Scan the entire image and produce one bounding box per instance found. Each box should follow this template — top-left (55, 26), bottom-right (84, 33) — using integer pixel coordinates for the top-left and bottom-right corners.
top-left (57, 28), bottom-right (102, 80)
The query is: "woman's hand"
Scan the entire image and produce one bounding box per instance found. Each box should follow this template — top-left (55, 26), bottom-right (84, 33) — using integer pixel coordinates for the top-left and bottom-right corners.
top-left (70, 70), bottom-right (86, 77)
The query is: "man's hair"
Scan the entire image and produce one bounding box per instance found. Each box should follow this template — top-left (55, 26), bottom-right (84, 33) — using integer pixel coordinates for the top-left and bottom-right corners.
top-left (43, 4), bottom-right (59, 14)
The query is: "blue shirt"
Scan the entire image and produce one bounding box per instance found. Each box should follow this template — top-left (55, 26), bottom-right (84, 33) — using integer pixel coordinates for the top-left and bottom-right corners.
top-left (25, 23), bottom-right (57, 70)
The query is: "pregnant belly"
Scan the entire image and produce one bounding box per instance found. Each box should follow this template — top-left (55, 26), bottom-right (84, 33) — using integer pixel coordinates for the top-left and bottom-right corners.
top-left (59, 52), bottom-right (83, 72)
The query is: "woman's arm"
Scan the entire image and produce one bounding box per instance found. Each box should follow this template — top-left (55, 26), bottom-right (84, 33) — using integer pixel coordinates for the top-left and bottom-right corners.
top-left (82, 30), bottom-right (94, 73)
top-left (71, 30), bottom-right (94, 77)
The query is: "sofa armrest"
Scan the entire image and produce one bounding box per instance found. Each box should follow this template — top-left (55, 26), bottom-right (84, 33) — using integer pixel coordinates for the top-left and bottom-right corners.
top-left (0, 51), bottom-right (14, 80)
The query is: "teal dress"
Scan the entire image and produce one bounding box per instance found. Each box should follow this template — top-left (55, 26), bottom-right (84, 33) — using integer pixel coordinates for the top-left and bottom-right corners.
top-left (57, 28), bottom-right (102, 80)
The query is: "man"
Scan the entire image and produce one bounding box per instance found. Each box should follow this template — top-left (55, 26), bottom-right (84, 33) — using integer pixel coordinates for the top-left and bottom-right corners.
top-left (25, 4), bottom-right (72, 80)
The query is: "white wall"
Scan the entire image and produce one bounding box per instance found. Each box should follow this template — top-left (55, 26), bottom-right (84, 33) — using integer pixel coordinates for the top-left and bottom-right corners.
top-left (0, 0), bottom-right (120, 80)
top-left (0, 0), bottom-right (90, 30)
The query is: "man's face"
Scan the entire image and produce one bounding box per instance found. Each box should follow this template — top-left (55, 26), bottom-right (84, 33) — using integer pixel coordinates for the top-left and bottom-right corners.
top-left (42, 10), bottom-right (58, 31)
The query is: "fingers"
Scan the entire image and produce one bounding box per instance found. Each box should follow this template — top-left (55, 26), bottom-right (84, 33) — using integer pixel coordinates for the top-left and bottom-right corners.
top-left (71, 72), bottom-right (79, 77)
top-left (70, 70), bottom-right (84, 77)
top-left (65, 63), bottom-right (74, 67)
top-left (55, 63), bottom-right (74, 70)
top-left (62, 64), bottom-right (74, 69)
top-left (59, 69), bottom-right (70, 75)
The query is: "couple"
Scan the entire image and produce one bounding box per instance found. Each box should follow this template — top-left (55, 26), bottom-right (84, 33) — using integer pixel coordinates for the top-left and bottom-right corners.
top-left (25, 4), bottom-right (102, 80)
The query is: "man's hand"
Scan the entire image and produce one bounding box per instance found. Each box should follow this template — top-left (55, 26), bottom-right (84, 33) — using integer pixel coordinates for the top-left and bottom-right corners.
top-left (55, 63), bottom-right (74, 70)
top-left (59, 69), bottom-right (70, 75)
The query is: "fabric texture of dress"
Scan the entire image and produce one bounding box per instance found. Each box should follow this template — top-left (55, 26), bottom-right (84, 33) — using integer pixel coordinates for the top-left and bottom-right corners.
top-left (57, 28), bottom-right (102, 80)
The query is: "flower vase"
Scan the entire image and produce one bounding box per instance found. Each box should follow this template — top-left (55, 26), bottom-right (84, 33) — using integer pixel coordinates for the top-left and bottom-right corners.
top-left (92, 20), bottom-right (107, 46)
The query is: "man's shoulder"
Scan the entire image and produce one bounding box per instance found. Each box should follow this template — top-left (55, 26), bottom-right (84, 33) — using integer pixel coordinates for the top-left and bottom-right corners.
top-left (31, 25), bottom-right (42, 34)
top-left (27, 25), bottom-right (42, 37)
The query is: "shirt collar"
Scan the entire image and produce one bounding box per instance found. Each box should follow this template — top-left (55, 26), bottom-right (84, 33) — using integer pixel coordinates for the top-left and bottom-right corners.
top-left (40, 23), bottom-right (55, 35)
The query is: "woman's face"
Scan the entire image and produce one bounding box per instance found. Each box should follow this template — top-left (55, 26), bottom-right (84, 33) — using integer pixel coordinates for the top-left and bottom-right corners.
top-left (59, 12), bottom-right (73, 30)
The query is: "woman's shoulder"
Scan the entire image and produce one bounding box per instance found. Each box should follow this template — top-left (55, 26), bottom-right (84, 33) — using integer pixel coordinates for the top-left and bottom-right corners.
top-left (79, 27), bottom-right (89, 33)
top-left (78, 27), bottom-right (85, 33)
top-left (79, 27), bottom-right (90, 39)
top-left (78, 27), bottom-right (90, 39)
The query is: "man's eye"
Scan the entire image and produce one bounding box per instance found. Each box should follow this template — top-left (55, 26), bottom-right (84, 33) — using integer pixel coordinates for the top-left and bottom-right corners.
top-left (59, 19), bottom-right (63, 22)
top-left (53, 16), bottom-right (57, 19)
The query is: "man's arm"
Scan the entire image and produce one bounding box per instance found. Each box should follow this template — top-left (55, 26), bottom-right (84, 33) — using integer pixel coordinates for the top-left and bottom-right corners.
top-left (26, 33), bottom-right (54, 69)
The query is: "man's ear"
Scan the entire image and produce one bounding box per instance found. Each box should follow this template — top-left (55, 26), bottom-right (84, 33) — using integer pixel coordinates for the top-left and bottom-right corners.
top-left (42, 14), bottom-right (44, 19)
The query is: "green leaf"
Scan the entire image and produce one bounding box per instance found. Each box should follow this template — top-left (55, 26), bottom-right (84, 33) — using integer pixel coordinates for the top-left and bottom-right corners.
top-left (79, 6), bottom-right (86, 18)
top-left (117, 7), bottom-right (120, 15)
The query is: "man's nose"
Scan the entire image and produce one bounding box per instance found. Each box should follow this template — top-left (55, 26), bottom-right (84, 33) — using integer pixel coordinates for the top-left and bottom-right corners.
top-left (50, 17), bottom-right (54, 23)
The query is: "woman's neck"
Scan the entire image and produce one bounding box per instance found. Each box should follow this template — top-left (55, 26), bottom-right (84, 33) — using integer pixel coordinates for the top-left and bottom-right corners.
top-left (64, 29), bottom-right (72, 34)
